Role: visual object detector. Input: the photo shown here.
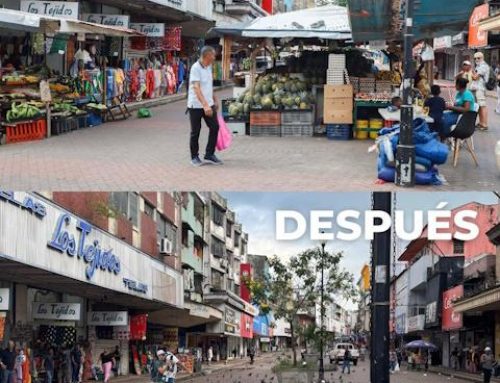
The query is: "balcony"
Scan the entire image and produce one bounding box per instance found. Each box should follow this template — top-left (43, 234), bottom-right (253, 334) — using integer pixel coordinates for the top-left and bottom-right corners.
top-left (210, 221), bottom-right (225, 240)
top-left (186, 0), bottom-right (213, 20)
top-left (224, 0), bottom-right (268, 17)
top-left (182, 195), bottom-right (204, 238)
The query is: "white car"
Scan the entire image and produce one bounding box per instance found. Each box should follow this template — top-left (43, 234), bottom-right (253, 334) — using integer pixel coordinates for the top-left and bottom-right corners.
top-left (329, 343), bottom-right (359, 366)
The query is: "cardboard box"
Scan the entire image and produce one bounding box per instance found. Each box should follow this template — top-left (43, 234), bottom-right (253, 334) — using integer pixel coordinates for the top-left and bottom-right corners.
top-left (324, 98), bottom-right (353, 110)
top-left (323, 108), bottom-right (353, 124)
top-left (324, 84), bottom-right (354, 99)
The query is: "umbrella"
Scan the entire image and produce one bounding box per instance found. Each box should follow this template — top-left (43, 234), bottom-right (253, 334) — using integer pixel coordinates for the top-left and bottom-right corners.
top-left (404, 340), bottom-right (438, 351)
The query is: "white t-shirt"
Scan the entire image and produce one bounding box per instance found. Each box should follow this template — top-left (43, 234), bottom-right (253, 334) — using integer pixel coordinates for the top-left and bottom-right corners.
top-left (187, 61), bottom-right (214, 109)
top-left (473, 61), bottom-right (489, 92)
top-left (165, 353), bottom-right (179, 379)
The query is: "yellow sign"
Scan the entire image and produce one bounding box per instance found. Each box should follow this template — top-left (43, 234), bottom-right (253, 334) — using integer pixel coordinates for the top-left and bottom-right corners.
top-left (360, 264), bottom-right (371, 292)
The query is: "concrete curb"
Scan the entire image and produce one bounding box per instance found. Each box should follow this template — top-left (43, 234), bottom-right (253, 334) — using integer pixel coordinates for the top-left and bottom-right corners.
top-left (428, 368), bottom-right (500, 383)
top-left (126, 84), bottom-right (234, 113)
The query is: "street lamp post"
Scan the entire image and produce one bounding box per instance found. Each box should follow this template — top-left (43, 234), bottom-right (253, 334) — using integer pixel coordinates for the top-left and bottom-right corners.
top-left (319, 239), bottom-right (326, 383)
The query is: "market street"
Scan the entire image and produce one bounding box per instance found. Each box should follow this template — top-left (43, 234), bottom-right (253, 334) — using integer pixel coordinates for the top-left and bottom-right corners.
top-left (0, 88), bottom-right (498, 191)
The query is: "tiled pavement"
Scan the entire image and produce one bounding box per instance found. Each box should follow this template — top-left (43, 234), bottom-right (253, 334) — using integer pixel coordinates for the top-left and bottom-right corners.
top-left (0, 88), bottom-right (498, 191)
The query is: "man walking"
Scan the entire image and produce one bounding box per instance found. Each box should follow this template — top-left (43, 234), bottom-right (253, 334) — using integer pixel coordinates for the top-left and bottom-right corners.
top-left (0, 340), bottom-right (16, 383)
top-left (481, 347), bottom-right (496, 383)
top-left (342, 348), bottom-right (351, 374)
top-left (472, 52), bottom-right (490, 131)
top-left (187, 46), bottom-right (222, 166)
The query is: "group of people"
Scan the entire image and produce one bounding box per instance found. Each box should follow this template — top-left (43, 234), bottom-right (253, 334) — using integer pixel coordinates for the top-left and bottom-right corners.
top-left (424, 52), bottom-right (493, 140)
top-left (451, 346), bottom-right (498, 383)
top-left (148, 349), bottom-right (182, 383)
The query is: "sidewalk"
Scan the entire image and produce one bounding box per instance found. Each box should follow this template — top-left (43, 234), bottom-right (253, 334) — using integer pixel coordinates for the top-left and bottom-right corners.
top-left (83, 354), bottom-right (263, 383)
top-left (428, 365), bottom-right (500, 383)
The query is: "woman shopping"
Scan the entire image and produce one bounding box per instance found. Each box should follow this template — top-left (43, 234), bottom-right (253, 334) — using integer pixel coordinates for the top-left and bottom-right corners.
top-left (100, 349), bottom-right (114, 383)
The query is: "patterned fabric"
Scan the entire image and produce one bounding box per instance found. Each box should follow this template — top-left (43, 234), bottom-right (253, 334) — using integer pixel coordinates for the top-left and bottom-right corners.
top-left (39, 326), bottom-right (76, 347)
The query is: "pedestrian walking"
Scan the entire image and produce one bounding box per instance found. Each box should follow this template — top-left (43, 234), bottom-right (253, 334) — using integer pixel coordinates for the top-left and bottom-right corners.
top-left (111, 346), bottom-right (120, 377)
top-left (471, 52), bottom-right (490, 131)
top-left (1, 340), bottom-right (16, 383)
top-left (451, 347), bottom-right (459, 371)
top-left (342, 348), bottom-right (351, 374)
top-left (187, 45), bottom-right (222, 167)
top-left (389, 350), bottom-right (397, 372)
top-left (207, 346), bottom-right (213, 365)
top-left (44, 349), bottom-right (55, 383)
top-left (14, 349), bottom-right (25, 383)
top-left (481, 347), bottom-right (496, 383)
top-left (157, 349), bottom-right (184, 383)
top-left (248, 346), bottom-right (255, 365)
top-left (100, 349), bottom-right (113, 383)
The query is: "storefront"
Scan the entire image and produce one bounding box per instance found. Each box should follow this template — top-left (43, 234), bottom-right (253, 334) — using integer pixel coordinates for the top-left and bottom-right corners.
top-left (0, 191), bottom-right (183, 378)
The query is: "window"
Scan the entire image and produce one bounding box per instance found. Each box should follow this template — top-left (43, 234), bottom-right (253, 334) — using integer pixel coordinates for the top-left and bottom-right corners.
top-left (212, 205), bottom-right (225, 227)
top-left (110, 192), bottom-right (139, 227)
top-left (212, 270), bottom-right (224, 290)
top-left (226, 221), bottom-right (233, 238)
top-left (193, 195), bottom-right (204, 224)
top-left (211, 236), bottom-right (225, 258)
top-left (182, 226), bottom-right (189, 247)
top-left (144, 201), bottom-right (155, 218)
top-left (234, 232), bottom-right (241, 248)
top-left (453, 239), bottom-right (465, 254)
top-left (157, 215), bottom-right (177, 254)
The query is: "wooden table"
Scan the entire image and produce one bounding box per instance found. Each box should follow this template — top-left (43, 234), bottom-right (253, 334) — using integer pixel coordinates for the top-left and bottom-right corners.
top-left (378, 108), bottom-right (434, 123)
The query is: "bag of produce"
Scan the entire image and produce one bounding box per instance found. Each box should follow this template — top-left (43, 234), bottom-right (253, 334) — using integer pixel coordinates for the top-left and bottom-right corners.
top-left (137, 108), bottom-right (152, 118)
top-left (378, 166), bottom-right (442, 185)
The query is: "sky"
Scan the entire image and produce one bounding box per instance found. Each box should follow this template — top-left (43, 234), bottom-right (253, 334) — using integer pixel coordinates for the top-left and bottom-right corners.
top-left (222, 192), bottom-right (498, 309)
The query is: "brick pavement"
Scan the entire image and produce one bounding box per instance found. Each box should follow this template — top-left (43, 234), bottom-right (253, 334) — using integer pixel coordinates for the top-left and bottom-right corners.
top-left (0, 88), bottom-right (498, 191)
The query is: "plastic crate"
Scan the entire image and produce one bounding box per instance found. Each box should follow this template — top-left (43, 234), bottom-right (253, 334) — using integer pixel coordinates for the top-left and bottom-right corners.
top-left (87, 113), bottom-right (103, 127)
top-left (281, 124), bottom-right (314, 137)
top-left (281, 109), bottom-right (314, 125)
top-left (51, 116), bottom-right (78, 136)
top-left (75, 113), bottom-right (89, 129)
top-left (250, 125), bottom-right (281, 137)
top-left (5, 118), bottom-right (46, 143)
top-left (326, 124), bottom-right (352, 141)
top-left (250, 110), bottom-right (281, 126)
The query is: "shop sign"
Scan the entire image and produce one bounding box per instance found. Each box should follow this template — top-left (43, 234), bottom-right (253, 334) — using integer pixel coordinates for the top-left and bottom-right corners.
top-left (87, 311), bottom-right (128, 326)
top-left (240, 313), bottom-right (253, 339)
top-left (407, 315), bottom-right (425, 332)
top-left (433, 36), bottom-right (452, 50)
top-left (130, 23), bottom-right (165, 37)
top-left (395, 313), bottom-right (406, 334)
top-left (81, 14), bottom-right (130, 28)
top-left (225, 308), bottom-right (237, 325)
top-left (425, 301), bottom-right (437, 324)
top-left (442, 285), bottom-right (464, 331)
top-left (20, 1), bottom-right (79, 19)
top-left (224, 323), bottom-right (236, 334)
top-left (469, 4), bottom-right (489, 48)
top-left (33, 302), bottom-right (81, 321)
top-left (0, 191), bottom-right (46, 219)
top-left (452, 32), bottom-right (465, 46)
top-left (0, 289), bottom-right (9, 311)
top-left (122, 277), bottom-right (148, 294)
top-left (47, 213), bottom-right (121, 281)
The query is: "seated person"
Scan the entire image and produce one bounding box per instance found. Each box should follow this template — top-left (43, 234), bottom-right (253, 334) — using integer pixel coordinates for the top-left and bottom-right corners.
top-left (424, 85), bottom-right (446, 139)
top-left (391, 96), bottom-right (402, 109)
top-left (442, 77), bottom-right (476, 137)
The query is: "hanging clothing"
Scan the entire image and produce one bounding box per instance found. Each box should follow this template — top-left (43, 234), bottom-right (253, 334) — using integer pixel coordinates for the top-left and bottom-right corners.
top-left (146, 69), bottom-right (155, 99)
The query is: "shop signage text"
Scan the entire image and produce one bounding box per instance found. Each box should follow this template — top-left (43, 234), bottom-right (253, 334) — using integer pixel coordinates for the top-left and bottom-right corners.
top-left (20, 1), bottom-right (79, 20)
top-left (82, 14), bottom-right (130, 27)
top-left (122, 277), bottom-right (148, 294)
top-left (0, 191), bottom-right (46, 219)
top-left (425, 301), bottom-right (437, 324)
top-left (469, 4), bottom-right (489, 48)
top-left (0, 289), bottom-right (10, 311)
top-left (33, 302), bottom-right (81, 320)
top-left (48, 213), bottom-right (121, 281)
top-left (130, 23), bottom-right (165, 37)
top-left (442, 285), bottom-right (464, 331)
top-left (88, 311), bottom-right (128, 326)
top-left (407, 315), bottom-right (425, 332)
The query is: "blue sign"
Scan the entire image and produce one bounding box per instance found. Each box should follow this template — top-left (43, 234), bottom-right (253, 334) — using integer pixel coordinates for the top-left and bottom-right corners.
top-left (48, 213), bottom-right (121, 281)
top-left (123, 278), bottom-right (148, 294)
top-left (0, 191), bottom-right (46, 218)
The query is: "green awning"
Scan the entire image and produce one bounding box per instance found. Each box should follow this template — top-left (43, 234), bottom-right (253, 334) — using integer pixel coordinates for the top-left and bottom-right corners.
top-left (347, 0), bottom-right (483, 42)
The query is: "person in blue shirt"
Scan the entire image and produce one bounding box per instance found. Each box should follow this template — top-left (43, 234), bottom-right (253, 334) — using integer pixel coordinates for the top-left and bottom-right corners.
top-left (425, 85), bottom-right (446, 139)
top-left (442, 77), bottom-right (476, 137)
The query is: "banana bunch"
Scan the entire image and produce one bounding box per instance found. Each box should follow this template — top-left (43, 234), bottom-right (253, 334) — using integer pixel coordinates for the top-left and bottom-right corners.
top-left (87, 103), bottom-right (107, 111)
top-left (6, 102), bottom-right (42, 122)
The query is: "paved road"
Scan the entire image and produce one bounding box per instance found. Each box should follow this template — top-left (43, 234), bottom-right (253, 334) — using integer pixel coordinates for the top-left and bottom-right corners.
top-left (0, 89), bottom-right (498, 191)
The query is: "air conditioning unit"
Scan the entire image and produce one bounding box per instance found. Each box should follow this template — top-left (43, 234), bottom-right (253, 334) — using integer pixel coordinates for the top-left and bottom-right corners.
top-left (160, 238), bottom-right (173, 255)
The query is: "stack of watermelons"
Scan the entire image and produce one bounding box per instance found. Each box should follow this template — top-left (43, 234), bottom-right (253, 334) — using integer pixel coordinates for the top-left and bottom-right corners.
top-left (227, 74), bottom-right (315, 120)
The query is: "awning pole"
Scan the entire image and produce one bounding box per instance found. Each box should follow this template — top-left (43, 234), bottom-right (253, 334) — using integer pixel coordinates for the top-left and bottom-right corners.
top-left (397, 0), bottom-right (416, 187)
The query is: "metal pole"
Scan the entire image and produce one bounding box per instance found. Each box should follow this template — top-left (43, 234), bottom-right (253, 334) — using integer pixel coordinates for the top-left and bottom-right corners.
top-left (396, 0), bottom-right (416, 187)
top-left (370, 192), bottom-right (392, 383)
top-left (319, 242), bottom-right (325, 382)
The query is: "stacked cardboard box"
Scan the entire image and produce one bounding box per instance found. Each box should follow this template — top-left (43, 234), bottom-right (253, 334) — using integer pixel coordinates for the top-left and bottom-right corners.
top-left (323, 84), bottom-right (353, 124)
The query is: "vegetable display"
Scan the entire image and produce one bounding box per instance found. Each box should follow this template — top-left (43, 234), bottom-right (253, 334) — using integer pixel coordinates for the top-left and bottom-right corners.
top-left (6, 102), bottom-right (42, 122)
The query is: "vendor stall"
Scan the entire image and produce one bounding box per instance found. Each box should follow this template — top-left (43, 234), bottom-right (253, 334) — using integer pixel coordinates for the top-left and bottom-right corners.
top-left (0, 8), bottom-right (142, 144)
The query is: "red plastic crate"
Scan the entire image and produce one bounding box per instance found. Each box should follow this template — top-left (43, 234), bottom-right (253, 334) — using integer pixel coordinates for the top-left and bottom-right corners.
top-left (250, 110), bottom-right (281, 126)
top-left (6, 118), bottom-right (47, 144)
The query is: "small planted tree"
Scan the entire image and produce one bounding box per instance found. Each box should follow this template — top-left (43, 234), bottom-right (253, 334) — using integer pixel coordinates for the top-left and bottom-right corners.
top-left (245, 248), bottom-right (357, 367)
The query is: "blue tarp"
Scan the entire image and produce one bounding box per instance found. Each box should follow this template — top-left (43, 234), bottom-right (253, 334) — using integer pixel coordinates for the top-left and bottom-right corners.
top-left (347, 0), bottom-right (483, 42)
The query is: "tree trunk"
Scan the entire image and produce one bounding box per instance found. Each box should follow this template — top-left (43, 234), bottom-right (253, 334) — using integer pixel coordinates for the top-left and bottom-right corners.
top-left (290, 320), bottom-right (297, 367)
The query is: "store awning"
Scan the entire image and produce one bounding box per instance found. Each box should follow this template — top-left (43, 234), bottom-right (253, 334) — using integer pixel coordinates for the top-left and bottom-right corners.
top-left (210, 5), bottom-right (351, 40)
top-left (347, 0), bottom-right (483, 42)
top-left (479, 14), bottom-right (500, 32)
top-left (0, 8), bottom-right (143, 37)
top-left (453, 285), bottom-right (500, 313)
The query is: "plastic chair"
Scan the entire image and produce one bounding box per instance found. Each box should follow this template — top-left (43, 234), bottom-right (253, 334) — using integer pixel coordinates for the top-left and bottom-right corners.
top-left (449, 111), bottom-right (479, 167)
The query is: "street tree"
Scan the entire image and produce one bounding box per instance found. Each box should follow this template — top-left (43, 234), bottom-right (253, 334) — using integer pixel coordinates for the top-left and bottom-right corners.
top-left (245, 248), bottom-right (357, 367)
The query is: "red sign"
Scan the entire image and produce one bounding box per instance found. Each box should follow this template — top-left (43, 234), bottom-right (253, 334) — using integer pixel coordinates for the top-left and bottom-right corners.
top-left (240, 263), bottom-right (253, 303)
top-left (261, 0), bottom-right (273, 14)
top-left (442, 285), bottom-right (464, 331)
top-left (240, 313), bottom-right (254, 339)
top-left (130, 314), bottom-right (148, 340)
top-left (469, 4), bottom-right (489, 48)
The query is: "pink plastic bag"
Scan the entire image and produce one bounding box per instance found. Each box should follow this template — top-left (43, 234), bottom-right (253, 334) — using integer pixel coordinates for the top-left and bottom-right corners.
top-left (216, 114), bottom-right (233, 151)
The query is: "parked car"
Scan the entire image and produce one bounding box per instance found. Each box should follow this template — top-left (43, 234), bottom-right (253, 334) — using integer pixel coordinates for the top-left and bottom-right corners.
top-left (329, 343), bottom-right (359, 365)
